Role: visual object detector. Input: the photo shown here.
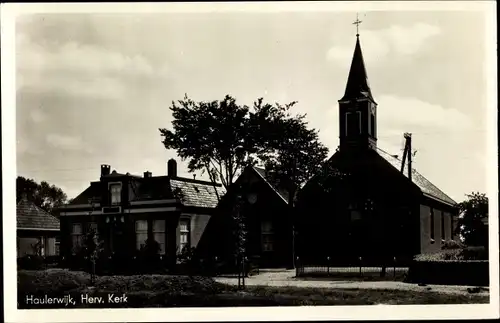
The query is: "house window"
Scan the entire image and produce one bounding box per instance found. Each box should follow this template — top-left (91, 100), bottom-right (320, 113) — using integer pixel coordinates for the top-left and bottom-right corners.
top-left (71, 223), bottom-right (83, 253)
top-left (110, 183), bottom-right (122, 205)
top-left (135, 220), bottom-right (148, 251)
top-left (451, 216), bottom-right (454, 240)
top-left (55, 236), bottom-right (60, 255)
top-left (346, 111), bottom-right (362, 137)
top-left (153, 220), bottom-right (166, 255)
top-left (179, 219), bottom-right (190, 252)
top-left (430, 208), bottom-right (435, 241)
top-left (39, 237), bottom-right (45, 256)
top-left (441, 212), bottom-right (445, 240)
top-left (261, 221), bottom-right (274, 252)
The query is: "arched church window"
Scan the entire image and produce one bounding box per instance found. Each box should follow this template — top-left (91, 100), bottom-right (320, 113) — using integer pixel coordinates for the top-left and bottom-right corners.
top-left (370, 113), bottom-right (376, 137)
top-left (430, 208), bottom-right (435, 242)
top-left (346, 111), bottom-right (362, 137)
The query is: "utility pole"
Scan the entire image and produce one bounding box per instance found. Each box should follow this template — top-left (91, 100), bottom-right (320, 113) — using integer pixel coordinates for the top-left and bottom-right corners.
top-left (401, 133), bottom-right (413, 182)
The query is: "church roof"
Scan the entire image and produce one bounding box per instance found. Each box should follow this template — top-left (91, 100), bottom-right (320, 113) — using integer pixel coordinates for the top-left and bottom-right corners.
top-left (17, 197), bottom-right (60, 231)
top-left (301, 148), bottom-right (456, 208)
top-left (376, 148), bottom-right (457, 206)
top-left (340, 35), bottom-right (375, 103)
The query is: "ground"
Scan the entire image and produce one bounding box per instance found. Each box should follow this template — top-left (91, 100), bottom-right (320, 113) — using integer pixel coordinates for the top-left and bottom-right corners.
top-left (17, 268), bottom-right (489, 308)
top-left (215, 269), bottom-right (490, 297)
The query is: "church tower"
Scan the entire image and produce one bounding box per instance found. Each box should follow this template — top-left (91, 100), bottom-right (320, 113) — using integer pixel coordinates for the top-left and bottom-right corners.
top-left (338, 32), bottom-right (377, 151)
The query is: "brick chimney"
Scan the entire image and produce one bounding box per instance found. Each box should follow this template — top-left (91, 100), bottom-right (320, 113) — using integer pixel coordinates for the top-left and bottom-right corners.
top-left (144, 171), bottom-right (152, 178)
top-left (101, 164), bottom-right (111, 177)
top-left (167, 159), bottom-right (177, 178)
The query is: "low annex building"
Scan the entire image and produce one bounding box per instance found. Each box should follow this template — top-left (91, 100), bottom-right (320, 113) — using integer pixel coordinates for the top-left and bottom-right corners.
top-left (17, 196), bottom-right (60, 257)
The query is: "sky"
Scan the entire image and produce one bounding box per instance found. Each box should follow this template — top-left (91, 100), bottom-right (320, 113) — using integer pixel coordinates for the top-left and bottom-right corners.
top-left (14, 8), bottom-right (492, 202)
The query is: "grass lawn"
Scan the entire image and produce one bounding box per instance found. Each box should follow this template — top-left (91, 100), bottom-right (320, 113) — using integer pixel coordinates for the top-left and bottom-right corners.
top-left (17, 269), bottom-right (488, 308)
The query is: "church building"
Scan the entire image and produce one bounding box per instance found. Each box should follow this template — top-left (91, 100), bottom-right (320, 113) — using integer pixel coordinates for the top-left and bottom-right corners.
top-left (295, 32), bottom-right (459, 264)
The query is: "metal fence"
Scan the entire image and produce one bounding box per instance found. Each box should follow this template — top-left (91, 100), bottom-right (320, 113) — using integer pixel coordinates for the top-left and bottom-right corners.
top-left (295, 257), bottom-right (410, 281)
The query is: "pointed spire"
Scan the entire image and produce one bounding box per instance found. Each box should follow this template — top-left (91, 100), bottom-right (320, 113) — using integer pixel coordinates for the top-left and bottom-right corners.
top-left (340, 35), bottom-right (375, 103)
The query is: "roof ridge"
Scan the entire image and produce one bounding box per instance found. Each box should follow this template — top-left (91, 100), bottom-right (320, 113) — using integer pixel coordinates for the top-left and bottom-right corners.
top-left (170, 176), bottom-right (224, 187)
top-left (251, 166), bottom-right (289, 204)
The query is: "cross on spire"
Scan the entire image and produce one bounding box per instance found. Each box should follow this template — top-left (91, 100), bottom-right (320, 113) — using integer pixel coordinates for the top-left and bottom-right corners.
top-left (353, 13), bottom-right (363, 36)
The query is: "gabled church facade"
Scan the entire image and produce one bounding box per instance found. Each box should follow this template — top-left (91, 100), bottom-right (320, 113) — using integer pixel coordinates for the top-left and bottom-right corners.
top-left (295, 34), bottom-right (459, 264)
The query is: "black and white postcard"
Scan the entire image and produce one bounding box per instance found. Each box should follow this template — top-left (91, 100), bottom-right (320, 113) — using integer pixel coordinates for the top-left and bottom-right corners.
top-left (2, 1), bottom-right (498, 322)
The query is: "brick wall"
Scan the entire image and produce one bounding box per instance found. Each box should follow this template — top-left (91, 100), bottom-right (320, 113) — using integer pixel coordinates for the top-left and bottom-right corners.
top-left (434, 209), bottom-right (443, 246)
top-left (419, 204), bottom-right (441, 254)
top-left (443, 211), bottom-right (452, 240)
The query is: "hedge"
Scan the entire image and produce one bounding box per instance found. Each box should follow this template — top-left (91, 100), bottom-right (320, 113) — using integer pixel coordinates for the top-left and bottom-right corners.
top-left (407, 260), bottom-right (489, 286)
top-left (17, 255), bottom-right (61, 270)
top-left (414, 246), bottom-right (488, 262)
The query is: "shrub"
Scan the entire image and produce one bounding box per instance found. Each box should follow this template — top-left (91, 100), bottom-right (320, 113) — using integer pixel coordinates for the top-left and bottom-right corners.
top-left (178, 247), bottom-right (196, 264)
top-left (18, 269), bottom-right (91, 297)
top-left (461, 246), bottom-right (488, 260)
top-left (441, 240), bottom-right (465, 250)
top-left (18, 269), bottom-right (223, 297)
top-left (414, 246), bottom-right (488, 262)
top-left (17, 255), bottom-right (45, 270)
top-left (407, 260), bottom-right (489, 286)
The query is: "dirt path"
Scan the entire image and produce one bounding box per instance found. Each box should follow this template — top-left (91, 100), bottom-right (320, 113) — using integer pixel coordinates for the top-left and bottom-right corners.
top-left (214, 270), bottom-right (489, 296)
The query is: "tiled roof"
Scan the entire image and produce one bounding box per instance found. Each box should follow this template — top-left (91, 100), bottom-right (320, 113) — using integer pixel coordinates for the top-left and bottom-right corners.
top-left (170, 178), bottom-right (226, 208)
top-left (376, 148), bottom-right (456, 206)
top-left (70, 184), bottom-right (101, 205)
top-left (68, 174), bottom-right (226, 210)
top-left (17, 197), bottom-right (59, 231)
top-left (130, 177), bottom-right (173, 200)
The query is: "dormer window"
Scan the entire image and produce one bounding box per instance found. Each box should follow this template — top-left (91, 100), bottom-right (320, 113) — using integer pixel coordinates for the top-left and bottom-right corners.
top-left (109, 183), bottom-right (122, 205)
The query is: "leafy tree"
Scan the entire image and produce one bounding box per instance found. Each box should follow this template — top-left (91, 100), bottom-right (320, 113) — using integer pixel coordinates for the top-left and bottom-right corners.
top-left (260, 114), bottom-right (329, 205)
top-left (159, 94), bottom-right (328, 198)
top-left (17, 176), bottom-right (68, 214)
top-left (456, 192), bottom-right (489, 247)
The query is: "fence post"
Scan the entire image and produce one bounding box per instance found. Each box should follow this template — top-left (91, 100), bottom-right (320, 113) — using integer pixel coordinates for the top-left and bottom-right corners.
top-left (393, 257), bottom-right (397, 278)
top-left (295, 257), bottom-right (300, 277)
top-left (359, 256), bottom-right (362, 277)
top-left (242, 257), bottom-right (246, 289)
top-left (327, 256), bottom-right (330, 276)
